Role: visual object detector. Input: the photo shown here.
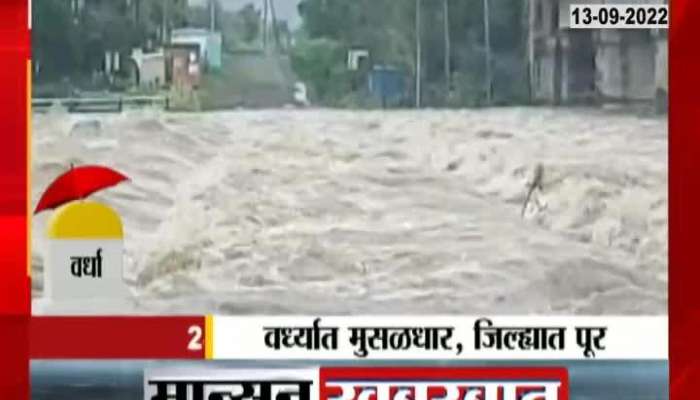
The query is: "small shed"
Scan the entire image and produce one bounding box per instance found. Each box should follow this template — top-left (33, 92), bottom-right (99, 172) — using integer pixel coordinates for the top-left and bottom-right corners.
top-left (171, 28), bottom-right (222, 71)
top-left (368, 65), bottom-right (406, 107)
top-left (130, 48), bottom-right (166, 88)
top-left (165, 43), bottom-right (202, 90)
top-left (207, 33), bottom-right (222, 70)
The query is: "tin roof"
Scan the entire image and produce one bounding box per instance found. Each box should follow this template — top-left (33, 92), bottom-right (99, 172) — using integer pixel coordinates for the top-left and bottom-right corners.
top-left (172, 27), bottom-right (211, 37)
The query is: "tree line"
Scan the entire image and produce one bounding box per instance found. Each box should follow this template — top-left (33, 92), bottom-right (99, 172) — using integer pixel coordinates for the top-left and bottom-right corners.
top-left (33, 0), bottom-right (530, 107)
top-left (33, 0), bottom-right (193, 87)
top-left (291, 0), bottom-right (530, 107)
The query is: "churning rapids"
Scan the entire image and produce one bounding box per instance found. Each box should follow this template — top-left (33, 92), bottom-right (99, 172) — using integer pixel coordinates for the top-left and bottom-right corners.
top-left (31, 107), bottom-right (667, 315)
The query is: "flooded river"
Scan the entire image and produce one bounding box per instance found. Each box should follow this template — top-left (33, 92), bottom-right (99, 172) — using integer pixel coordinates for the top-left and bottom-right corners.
top-left (31, 107), bottom-right (667, 315)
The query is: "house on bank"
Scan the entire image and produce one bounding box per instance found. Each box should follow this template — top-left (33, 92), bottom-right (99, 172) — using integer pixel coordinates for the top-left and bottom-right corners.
top-left (527, 0), bottom-right (668, 110)
top-left (62, 0), bottom-right (189, 88)
top-left (171, 28), bottom-right (223, 72)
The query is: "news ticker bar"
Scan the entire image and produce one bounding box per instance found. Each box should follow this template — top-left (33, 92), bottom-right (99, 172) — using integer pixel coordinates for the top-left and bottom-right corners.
top-left (144, 367), bottom-right (570, 400)
top-left (29, 316), bottom-right (666, 360)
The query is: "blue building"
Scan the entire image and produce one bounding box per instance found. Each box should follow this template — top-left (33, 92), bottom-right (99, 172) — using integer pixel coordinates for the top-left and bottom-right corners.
top-left (368, 65), bottom-right (407, 107)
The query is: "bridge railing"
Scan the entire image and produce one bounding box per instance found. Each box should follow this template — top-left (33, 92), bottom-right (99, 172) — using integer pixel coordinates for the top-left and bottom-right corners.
top-left (31, 96), bottom-right (170, 113)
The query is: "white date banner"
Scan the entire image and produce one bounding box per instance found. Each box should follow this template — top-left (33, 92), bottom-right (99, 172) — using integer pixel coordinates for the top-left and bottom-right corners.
top-left (569, 4), bottom-right (669, 29)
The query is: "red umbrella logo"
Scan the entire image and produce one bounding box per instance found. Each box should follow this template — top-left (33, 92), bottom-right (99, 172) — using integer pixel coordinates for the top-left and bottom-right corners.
top-left (34, 165), bottom-right (129, 214)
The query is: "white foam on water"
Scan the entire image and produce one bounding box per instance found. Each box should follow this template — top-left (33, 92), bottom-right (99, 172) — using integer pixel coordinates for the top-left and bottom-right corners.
top-left (30, 108), bottom-right (667, 315)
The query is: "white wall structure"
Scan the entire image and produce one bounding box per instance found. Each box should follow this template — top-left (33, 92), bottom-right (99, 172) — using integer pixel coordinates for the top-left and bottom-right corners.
top-left (131, 48), bottom-right (166, 88)
top-left (529, 0), bottom-right (668, 104)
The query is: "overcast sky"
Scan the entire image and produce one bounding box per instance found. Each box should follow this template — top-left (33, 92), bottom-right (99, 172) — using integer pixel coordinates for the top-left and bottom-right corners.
top-left (188, 0), bottom-right (303, 29)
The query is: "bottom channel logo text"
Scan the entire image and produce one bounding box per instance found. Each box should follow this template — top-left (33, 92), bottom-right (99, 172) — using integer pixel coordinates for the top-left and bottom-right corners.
top-left (146, 367), bottom-right (568, 400)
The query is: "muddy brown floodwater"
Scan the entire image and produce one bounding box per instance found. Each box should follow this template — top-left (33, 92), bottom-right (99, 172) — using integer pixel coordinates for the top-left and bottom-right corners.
top-left (31, 107), bottom-right (667, 315)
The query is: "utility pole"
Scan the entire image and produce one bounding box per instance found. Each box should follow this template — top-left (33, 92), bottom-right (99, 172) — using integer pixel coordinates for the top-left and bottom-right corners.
top-left (483, 0), bottom-right (492, 105)
top-left (269, 0), bottom-right (281, 50)
top-left (262, 0), bottom-right (269, 51)
top-left (210, 0), bottom-right (216, 31)
top-left (162, 0), bottom-right (169, 44)
top-left (443, 0), bottom-right (451, 94)
top-left (415, 0), bottom-right (422, 108)
top-left (526, 0), bottom-right (535, 101)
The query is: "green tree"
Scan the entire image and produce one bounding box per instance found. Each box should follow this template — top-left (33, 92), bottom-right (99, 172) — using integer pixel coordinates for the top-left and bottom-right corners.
top-left (294, 0), bottom-right (529, 107)
top-left (290, 37), bottom-right (350, 103)
top-left (238, 3), bottom-right (261, 43)
top-left (32, 0), bottom-right (83, 81)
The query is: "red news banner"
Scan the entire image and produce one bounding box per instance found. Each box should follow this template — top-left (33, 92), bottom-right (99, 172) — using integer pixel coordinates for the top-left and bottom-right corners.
top-left (320, 368), bottom-right (569, 400)
top-left (29, 316), bottom-right (666, 360)
top-left (30, 316), bottom-right (207, 359)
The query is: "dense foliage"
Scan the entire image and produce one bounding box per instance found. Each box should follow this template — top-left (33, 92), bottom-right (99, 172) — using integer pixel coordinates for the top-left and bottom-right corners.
top-left (292, 0), bottom-right (529, 107)
top-left (33, 0), bottom-right (530, 107)
top-left (33, 0), bottom-right (84, 81)
top-left (33, 0), bottom-right (186, 84)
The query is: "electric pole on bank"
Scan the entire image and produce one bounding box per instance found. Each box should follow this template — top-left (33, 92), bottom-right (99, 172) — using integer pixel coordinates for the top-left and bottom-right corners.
top-left (415, 0), bottom-right (422, 108)
top-left (483, 0), bottom-right (493, 105)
